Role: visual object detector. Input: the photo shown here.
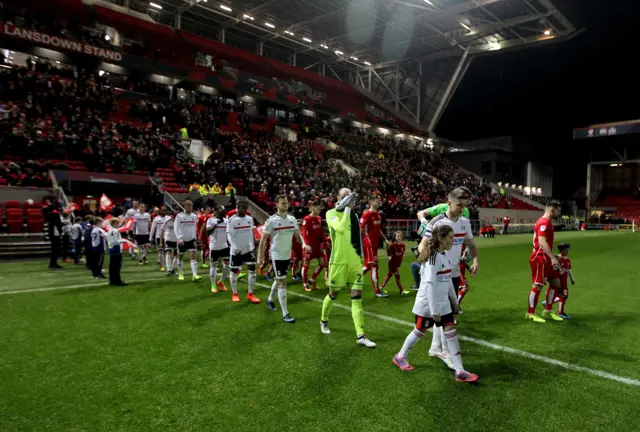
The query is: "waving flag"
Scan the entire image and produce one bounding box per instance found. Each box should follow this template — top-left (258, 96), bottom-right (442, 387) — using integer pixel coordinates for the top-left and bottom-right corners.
top-left (99, 193), bottom-right (114, 211)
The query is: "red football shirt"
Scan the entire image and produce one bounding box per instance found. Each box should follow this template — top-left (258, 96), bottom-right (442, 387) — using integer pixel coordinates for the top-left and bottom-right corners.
top-left (301, 215), bottom-right (323, 247)
top-left (558, 256), bottom-right (572, 288)
top-left (531, 217), bottom-right (554, 262)
top-left (387, 241), bottom-right (405, 266)
top-left (360, 210), bottom-right (382, 247)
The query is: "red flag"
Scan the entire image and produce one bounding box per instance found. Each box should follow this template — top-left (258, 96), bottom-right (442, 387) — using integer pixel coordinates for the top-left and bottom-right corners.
top-left (100, 193), bottom-right (114, 211)
top-left (64, 203), bottom-right (79, 213)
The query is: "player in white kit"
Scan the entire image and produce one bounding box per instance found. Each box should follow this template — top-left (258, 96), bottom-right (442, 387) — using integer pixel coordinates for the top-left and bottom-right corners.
top-left (205, 205), bottom-right (230, 293)
top-left (173, 199), bottom-right (201, 281)
top-left (149, 207), bottom-right (167, 271)
top-left (422, 188), bottom-right (479, 364)
top-left (226, 200), bottom-right (259, 304)
top-left (133, 203), bottom-right (152, 265)
top-left (257, 195), bottom-right (307, 323)
top-left (392, 224), bottom-right (479, 383)
top-left (160, 210), bottom-right (178, 275)
top-left (124, 200), bottom-right (139, 260)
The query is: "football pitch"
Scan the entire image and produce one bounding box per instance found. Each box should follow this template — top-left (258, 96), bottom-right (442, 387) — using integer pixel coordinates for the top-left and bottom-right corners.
top-left (1, 231), bottom-right (639, 432)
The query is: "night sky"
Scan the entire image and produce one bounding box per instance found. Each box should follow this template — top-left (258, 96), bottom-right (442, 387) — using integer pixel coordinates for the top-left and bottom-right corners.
top-left (436, 0), bottom-right (640, 198)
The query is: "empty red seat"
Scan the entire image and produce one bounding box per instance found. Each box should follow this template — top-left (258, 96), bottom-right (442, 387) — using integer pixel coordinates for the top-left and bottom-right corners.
top-left (5, 200), bottom-right (20, 211)
top-left (0, 178), bottom-right (7, 186)
top-left (6, 214), bottom-right (23, 233)
top-left (27, 216), bottom-right (44, 233)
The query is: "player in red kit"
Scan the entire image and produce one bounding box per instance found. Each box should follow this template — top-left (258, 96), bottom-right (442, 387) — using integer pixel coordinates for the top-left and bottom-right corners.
top-left (543, 243), bottom-right (575, 319)
top-left (290, 223), bottom-right (303, 280)
top-left (526, 201), bottom-right (564, 323)
top-left (197, 206), bottom-right (212, 268)
top-left (381, 231), bottom-right (410, 295)
top-left (361, 194), bottom-right (388, 297)
top-left (301, 200), bottom-right (326, 291)
top-left (502, 216), bottom-right (511, 235)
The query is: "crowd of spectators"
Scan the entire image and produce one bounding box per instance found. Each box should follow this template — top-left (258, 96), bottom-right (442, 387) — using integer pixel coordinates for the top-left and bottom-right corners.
top-left (0, 62), bottom-right (500, 219)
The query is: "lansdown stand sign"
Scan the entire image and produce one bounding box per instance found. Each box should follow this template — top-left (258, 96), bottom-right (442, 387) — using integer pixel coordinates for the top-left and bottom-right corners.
top-left (0, 22), bottom-right (123, 62)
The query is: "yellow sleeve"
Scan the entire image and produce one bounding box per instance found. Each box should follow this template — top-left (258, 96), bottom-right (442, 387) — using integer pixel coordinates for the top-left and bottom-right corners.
top-left (327, 209), bottom-right (351, 234)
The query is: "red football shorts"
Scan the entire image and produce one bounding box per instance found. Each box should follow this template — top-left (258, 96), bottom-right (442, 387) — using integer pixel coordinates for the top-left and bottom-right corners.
top-left (530, 259), bottom-right (556, 285)
top-left (388, 263), bottom-right (401, 274)
top-left (363, 245), bottom-right (378, 267)
top-left (459, 273), bottom-right (468, 289)
top-left (200, 236), bottom-right (209, 251)
top-left (304, 244), bottom-right (324, 261)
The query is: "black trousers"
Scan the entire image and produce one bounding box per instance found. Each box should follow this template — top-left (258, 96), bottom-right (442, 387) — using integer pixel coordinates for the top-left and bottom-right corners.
top-left (49, 236), bottom-right (60, 268)
top-left (109, 253), bottom-right (123, 284)
top-left (92, 251), bottom-right (104, 277)
top-left (85, 245), bottom-right (93, 269)
top-left (61, 234), bottom-right (70, 259)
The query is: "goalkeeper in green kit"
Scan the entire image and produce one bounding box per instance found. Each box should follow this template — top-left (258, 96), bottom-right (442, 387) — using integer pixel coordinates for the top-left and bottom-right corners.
top-left (320, 188), bottom-right (376, 348)
top-left (416, 187), bottom-right (471, 236)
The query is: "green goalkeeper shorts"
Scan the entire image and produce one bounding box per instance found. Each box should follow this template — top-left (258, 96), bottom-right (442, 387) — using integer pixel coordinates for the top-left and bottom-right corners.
top-left (328, 257), bottom-right (364, 290)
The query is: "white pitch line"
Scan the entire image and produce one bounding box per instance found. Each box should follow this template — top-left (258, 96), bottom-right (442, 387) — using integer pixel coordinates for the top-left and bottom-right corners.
top-left (2, 277), bottom-right (639, 387)
top-left (254, 282), bottom-right (640, 387)
top-left (0, 277), bottom-right (168, 296)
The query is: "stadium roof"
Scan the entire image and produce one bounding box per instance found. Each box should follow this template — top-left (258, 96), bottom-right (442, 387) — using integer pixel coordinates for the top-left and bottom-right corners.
top-left (112, 0), bottom-right (577, 131)
top-left (127, 0), bottom-right (576, 71)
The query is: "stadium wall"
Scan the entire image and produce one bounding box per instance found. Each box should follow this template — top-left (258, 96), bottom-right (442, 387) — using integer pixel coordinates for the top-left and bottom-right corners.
top-left (0, 187), bottom-right (53, 203)
top-left (479, 208), bottom-right (543, 223)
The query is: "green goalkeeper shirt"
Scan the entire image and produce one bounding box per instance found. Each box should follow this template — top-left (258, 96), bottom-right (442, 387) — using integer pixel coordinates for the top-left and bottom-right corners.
top-left (426, 203), bottom-right (470, 219)
top-left (326, 207), bottom-right (362, 264)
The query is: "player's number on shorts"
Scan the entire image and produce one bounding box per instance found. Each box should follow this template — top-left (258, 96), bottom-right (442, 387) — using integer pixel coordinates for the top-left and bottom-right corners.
top-left (356, 274), bottom-right (363, 283)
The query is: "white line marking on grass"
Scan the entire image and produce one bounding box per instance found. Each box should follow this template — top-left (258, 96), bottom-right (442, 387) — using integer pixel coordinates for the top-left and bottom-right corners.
top-left (254, 282), bottom-right (640, 387)
top-left (0, 277), bottom-right (168, 296)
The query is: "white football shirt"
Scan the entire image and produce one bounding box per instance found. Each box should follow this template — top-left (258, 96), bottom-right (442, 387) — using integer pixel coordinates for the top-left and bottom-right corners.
top-left (174, 212), bottom-right (198, 242)
top-left (134, 211), bottom-right (151, 235)
top-left (413, 251), bottom-right (455, 317)
top-left (207, 217), bottom-right (229, 251)
top-left (264, 213), bottom-right (297, 261)
top-left (423, 213), bottom-right (473, 277)
top-left (163, 217), bottom-right (177, 242)
top-left (226, 215), bottom-right (254, 255)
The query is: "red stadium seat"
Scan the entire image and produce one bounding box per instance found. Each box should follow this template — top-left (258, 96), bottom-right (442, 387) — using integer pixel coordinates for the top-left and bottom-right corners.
top-left (27, 216), bottom-right (44, 233)
top-left (5, 200), bottom-right (21, 211)
top-left (0, 178), bottom-right (7, 186)
top-left (6, 214), bottom-right (23, 233)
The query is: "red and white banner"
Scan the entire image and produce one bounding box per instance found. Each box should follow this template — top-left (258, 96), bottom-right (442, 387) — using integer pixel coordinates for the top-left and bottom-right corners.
top-left (0, 23), bottom-right (123, 62)
top-left (99, 193), bottom-right (114, 211)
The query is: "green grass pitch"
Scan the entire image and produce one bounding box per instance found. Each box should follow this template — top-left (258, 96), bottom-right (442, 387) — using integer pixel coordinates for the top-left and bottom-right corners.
top-left (1, 231), bottom-right (639, 432)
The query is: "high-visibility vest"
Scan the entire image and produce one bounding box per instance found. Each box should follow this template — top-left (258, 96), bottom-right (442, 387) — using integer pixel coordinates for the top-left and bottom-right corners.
top-left (225, 186), bottom-right (235, 196)
top-left (189, 183), bottom-right (200, 192)
top-left (199, 185), bottom-right (209, 195)
top-left (212, 185), bottom-right (222, 195)
top-left (180, 127), bottom-right (189, 139)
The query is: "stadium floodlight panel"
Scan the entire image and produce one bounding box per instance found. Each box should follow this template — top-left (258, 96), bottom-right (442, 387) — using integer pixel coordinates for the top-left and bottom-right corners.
top-left (460, 22), bottom-right (471, 31)
top-left (334, 50), bottom-right (344, 55)
top-left (544, 29), bottom-right (552, 35)
top-left (243, 14), bottom-right (254, 20)
top-left (303, 37), bottom-right (312, 43)
top-left (265, 22), bottom-right (275, 28)
top-left (284, 30), bottom-right (294, 35)
top-left (364, 61), bottom-right (371, 66)
top-left (220, 4), bottom-right (232, 12)
top-left (320, 44), bottom-right (329, 49)
top-left (424, 0), bottom-right (434, 5)
top-left (149, 2), bottom-right (162, 9)
top-left (350, 56), bottom-right (358, 60)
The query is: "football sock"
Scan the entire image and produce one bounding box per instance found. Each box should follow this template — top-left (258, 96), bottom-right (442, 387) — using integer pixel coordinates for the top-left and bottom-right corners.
top-left (528, 287), bottom-right (541, 314)
top-left (268, 280), bottom-right (277, 303)
top-left (158, 249), bottom-right (164, 266)
top-left (221, 263), bottom-right (229, 282)
top-left (201, 250), bottom-right (206, 264)
top-left (311, 265), bottom-right (323, 282)
top-left (394, 274), bottom-right (404, 291)
top-left (172, 257), bottom-right (178, 271)
top-left (430, 326), bottom-right (442, 352)
top-left (248, 271), bottom-right (256, 294)
top-left (321, 295), bottom-right (334, 322)
top-left (381, 273), bottom-right (392, 288)
top-left (142, 248), bottom-right (147, 260)
top-left (444, 329), bottom-right (463, 372)
top-left (165, 254), bottom-right (172, 272)
top-left (558, 294), bottom-right (567, 314)
top-left (544, 286), bottom-right (555, 312)
top-left (277, 287), bottom-right (289, 317)
top-left (458, 287), bottom-right (468, 305)
top-left (230, 272), bottom-right (238, 294)
top-left (177, 259), bottom-right (184, 274)
top-left (399, 328), bottom-right (425, 359)
top-left (209, 265), bottom-right (217, 283)
top-left (302, 264), bottom-right (309, 285)
top-left (351, 298), bottom-right (365, 337)
top-left (440, 326), bottom-right (450, 355)
top-left (370, 266), bottom-right (379, 292)
top-left (190, 260), bottom-right (198, 276)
